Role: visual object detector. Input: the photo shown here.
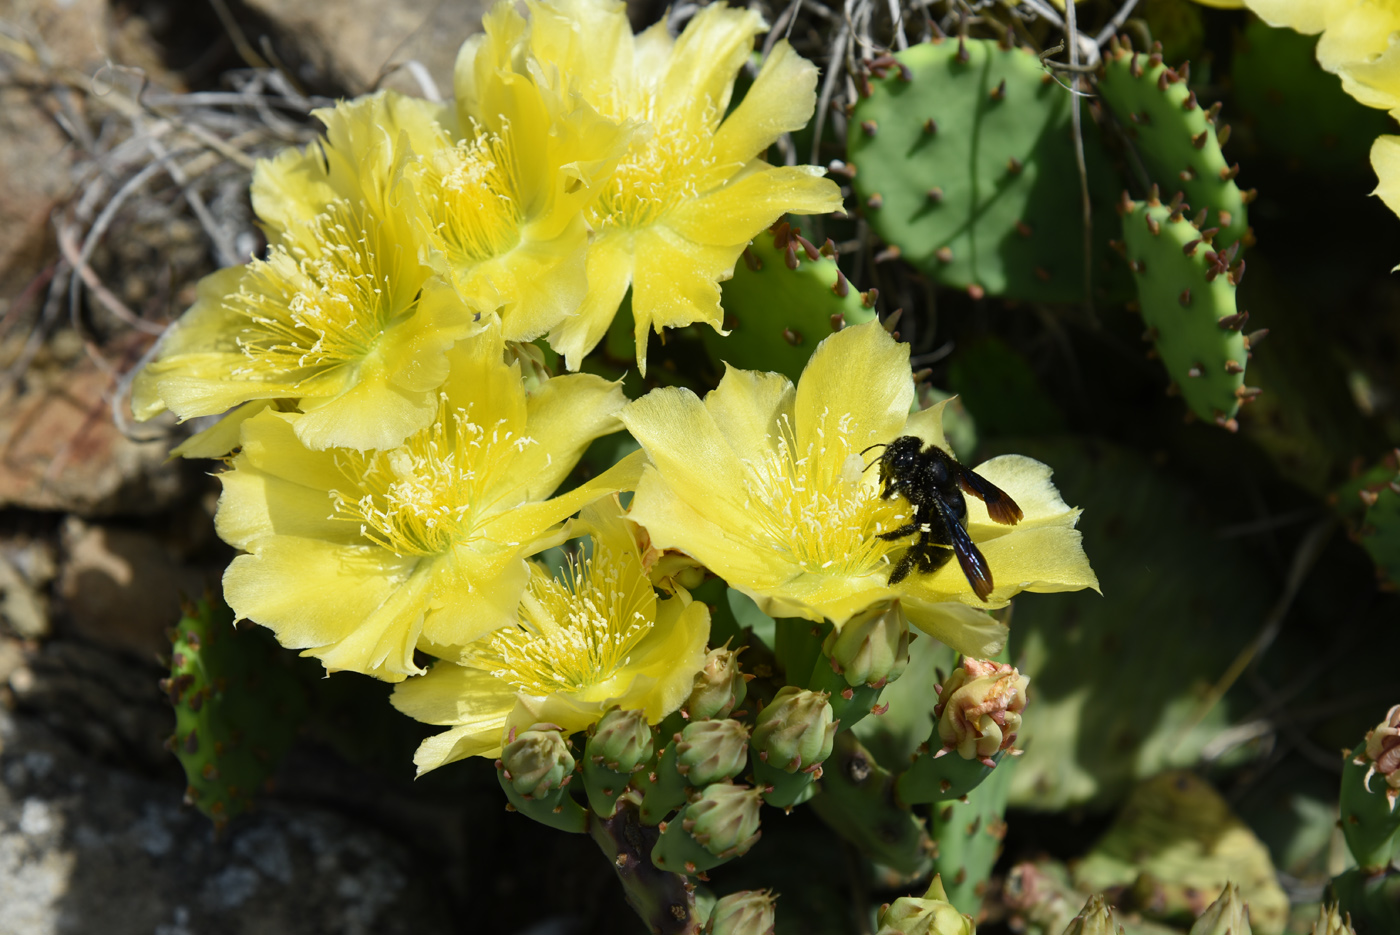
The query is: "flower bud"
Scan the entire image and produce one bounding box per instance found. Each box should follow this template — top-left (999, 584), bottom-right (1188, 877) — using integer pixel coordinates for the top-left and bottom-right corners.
top-left (875, 875), bottom-right (975, 935)
top-left (752, 686), bottom-right (836, 773)
top-left (1062, 895), bottom-right (1126, 935)
top-left (934, 658), bottom-right (1028, 764)
top-left (677, 718), bottom-right (750, 787)
top-left (1188, 883), bottom-right (1252, 935)
top-left (1310, 904), bottom-right (1356, 935)
top-left (652, 782), bottom-right (763, 873)
top-left (504, 340), bottom-right (552, 395)
top-left (1360, 704), bottom-right (1400, 805)
top-left (707, 889), bottom-right (776, 935)
top-left (501, 724), bottom-right (574, 799)
top-left (822, 601), bottom-right (909, 688)
top-left (589, 707), bottom-right (655, 773)
top-left (686, 644), bottom-right (749, 721)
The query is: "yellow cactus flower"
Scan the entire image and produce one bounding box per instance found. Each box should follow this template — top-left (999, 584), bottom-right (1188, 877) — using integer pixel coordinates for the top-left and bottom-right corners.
top-left (215, 320), bottom-right (643, 682)
top-left (133, 92), bottom-right (480, 452)
top-left (412, 2), bottom-right (636, 342)
top-left (390, 496), bottom-right (711, 774)
top-left (618, 322), bottom-right (1098, 658)
top-left (1246, 0), bottom-right (1400, 110)
top-left (517, 0), bottom-right (844, 372)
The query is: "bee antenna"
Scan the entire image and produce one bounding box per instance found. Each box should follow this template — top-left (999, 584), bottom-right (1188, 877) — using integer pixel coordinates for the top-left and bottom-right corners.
top-left (859, 442), bottom-right (890, 456)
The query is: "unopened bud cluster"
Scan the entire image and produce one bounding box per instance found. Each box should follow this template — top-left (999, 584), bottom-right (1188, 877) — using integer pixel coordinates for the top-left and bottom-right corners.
top-left (934, 658), bottom-right (1029, 763)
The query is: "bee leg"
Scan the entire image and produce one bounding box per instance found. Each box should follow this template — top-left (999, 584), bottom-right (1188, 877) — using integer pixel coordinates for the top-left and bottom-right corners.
top-left (915, 546), bottom-right (954, 573)
top-left (877, 522), bottom-right (919, 542)
top-left (887, 549), bottom-right (918, 584)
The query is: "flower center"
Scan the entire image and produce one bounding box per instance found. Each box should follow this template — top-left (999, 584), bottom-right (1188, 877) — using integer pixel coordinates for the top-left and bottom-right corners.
top-left (329, 396), bottom-right (534, 556)
top-left (740, 414), bottom-right (909, 576)
top-left (590, 101), bottom-right (721, 231)
top-left (470, 551), bottom-right (655, 695)
top-left (229, 201), bottom-right (408, 376)
top-left (416, 122), bottom-right (524, 270)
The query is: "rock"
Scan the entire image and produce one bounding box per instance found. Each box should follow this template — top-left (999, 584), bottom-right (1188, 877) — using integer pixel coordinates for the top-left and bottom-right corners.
top-left (0, 541), bottom-right (52, 639)
top-left (0, 333), bottom-right (188, 517)
top-left (239, 0), bottom-right (492, 98)
top-left (56, 517), bottom-right (212, 659)
top-left (0, 709), bottom-right (455, 935)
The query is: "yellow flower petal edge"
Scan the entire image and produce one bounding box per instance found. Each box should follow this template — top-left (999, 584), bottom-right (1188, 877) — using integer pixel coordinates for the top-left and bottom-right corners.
top-left (391, 496), bottom-right (711, 775)
top-left (523, 0), bottom-right (843, 373)
top-left (620, 321), bottom-right (1099, 654)
top-left (216, 320), bottom-right (637, 681)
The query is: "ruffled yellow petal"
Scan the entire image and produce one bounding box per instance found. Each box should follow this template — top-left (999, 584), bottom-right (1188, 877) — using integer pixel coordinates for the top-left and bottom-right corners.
top-left (170, 400), bottom-right (276, 460)
top-left (900, 524), bottom-right (1100, 608)
top-left (794, 320), bottom-right (914, 460)
top-left (1373, 134), bottom-right (1400, 216)
top-left (899, 599), bottom-right (1009, 659)
top-left (630, 226), bottom-right (738, 361)
top-left (392, 662), bottom-right (517, 773)
top-left (664, 165), bottom-right (843, 247)
top-left (902, 397), bottom-right (951, 453)
top-left (1339, 42), bottom-right (1400, 110)
top-left (523, 0), bottom-right (637, 110)
top-left (657, 3), bottom-right (766, 122)
top-left (704, 366), bottom-right (796, 459)
top-left (546, 231), bottom-right (635, 369)
top-left (712, 41), bottom-right (819, 167)
top-left (1244, 0), bottom-right (1347, 34)
top-left (962, 455), bottom-right (1081, 541)
top-left (509, 372), bottom-right (627, 499)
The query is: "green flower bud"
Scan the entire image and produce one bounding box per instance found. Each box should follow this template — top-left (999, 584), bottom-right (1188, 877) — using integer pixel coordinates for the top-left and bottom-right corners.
top-left (1062, 895), bottom-right (1125, 935)
top-left (934, 658), bottom-right (1029, 765)
top-left (1310, 904), bottom-right (1356, 935)
top-left (707, 889), bottom-right (777, 935)
top-left (875, 875), bottom-right (975, 935)
top-left (677, 718), bottom-right (750, 787)
top-left (589, 707), bottom-right (655, 773)
top-left (501, 724), bottom-right (574, 799)
top-left (752, 686), bottom-right (836, 773)
top-left (652, 782), bottom-right (763, 873)
top-left (1360, 704), bottom-right (1400, 807)
top-left (1188, 883), bottom-right (1252, 935)
top-left (822, 601), bottom-right (909, 688)
top-left (686, 643), bottom-right (749, 721)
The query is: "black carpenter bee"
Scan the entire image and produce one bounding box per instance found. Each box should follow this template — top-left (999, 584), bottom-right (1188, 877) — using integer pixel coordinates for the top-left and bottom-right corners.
top-left (862, 436), bottom-right (1024, 600)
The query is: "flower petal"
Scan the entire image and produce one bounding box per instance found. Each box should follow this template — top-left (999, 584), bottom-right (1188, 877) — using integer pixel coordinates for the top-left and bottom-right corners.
top-left (712, 41), bottom-right (819, 167)
top-left (900, 599), bottom-right (1009, 658)
top-left (665, 165), bottom-right (843, 247)
top-left (963, 455), bottom-right (1081, 540)
top-left (1373, 134), bottom-right (1400, 217)
top-left (548, 230), bottom-right (635, 370)
top-left (900, 398), bottom-right (951, 454)
top-left (171, 399), bottom-right (276, 460)
top-left (794, 321), bottom-right (913, 459)
top-left (900, 524), bottom-right (1100, 607)
top-left (658, 3), bottom-right (765, 125)
top-left (704, 365), bottom-right (796, 460)
top-left (391, 660), bottom-right (517, 726)
top-left (509, 372), bottom-right (626, 500)
top-left (630, 226), bottom-right (737, 368)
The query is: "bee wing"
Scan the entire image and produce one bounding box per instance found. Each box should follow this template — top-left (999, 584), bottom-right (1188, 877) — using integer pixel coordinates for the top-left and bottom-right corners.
top-left (935, 497), bottom-right (995, 602)
top-left (957, 466), bottom-right (1024, 525)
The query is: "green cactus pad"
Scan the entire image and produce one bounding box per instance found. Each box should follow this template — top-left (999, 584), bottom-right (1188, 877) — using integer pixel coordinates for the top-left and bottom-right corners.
top-left (704, 222), bottom-right (878, 383)
top-left (846, 37), bottom-right (1125, 302)
top-left (929, 753), bottom-right (1016, 917)
top-left (1357, 469), bottom-right (1400, 589)
top-left (1232, 21), bottom-right (1391, 176)
top-left (1097, 40), bottom-right (1250, 248)
top-left (1339, 723), bottom-right (1400, 872)
top-left (897, 747), bottom-right (1002, 805)
top-left (1119, 194), bottom-right (1250, 427)
top-left (162, 597), bottom-right (307, 831)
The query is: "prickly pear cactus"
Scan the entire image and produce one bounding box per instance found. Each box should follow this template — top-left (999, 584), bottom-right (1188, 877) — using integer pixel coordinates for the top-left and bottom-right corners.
top-left (705, 221), bottom-right (878, 382)
top-left (1356, 467), bottom-right (1400, 589)
top-left (1118, 193), bottom-right (1252, 428)
top-left (1098, 39), bottom-right (1250, 248)
top-left (929, 754), bottom-right (1016, 917)
top-left (1231, 21), bottom-right (1391, 176)
top-left (162, 597), bottom-right (308, 831)
top-left (846, 37), bottom-right (1123, 302)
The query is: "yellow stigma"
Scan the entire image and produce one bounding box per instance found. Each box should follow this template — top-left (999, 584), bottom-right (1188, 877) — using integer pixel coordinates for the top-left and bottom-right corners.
top-left (590, 102), bottom-right (721, 231)
top-left (416, 122), bottom-right (524, 269)
top-left (329, 395), bottom-right (535, 557)
top-left (740, 413), bottom-right (909, 575)
top-left (471, 550), bottom-right (655, 695)
top-left (230, 200), bottom-right (407, 376)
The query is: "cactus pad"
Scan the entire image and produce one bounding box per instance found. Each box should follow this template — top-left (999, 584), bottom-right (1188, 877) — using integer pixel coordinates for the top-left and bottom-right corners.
top-left (162, 597), bottom-right (307, 831)
top-left (846, 38), bottom-right (1123, 302)
top-left (929, 754), bottom-right (1016, 916)
top-left (1097, 40), bottom-right (1250, 248)
top-left (1357, 467), bottom-right (1400, 589)
top-left (705, 222), bottom-right (878, 382)
top-left (1118, 194), bottom-right (1251, 427)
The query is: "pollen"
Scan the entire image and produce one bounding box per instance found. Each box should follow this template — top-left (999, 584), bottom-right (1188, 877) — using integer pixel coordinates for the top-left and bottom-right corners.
top-left (740, 415), bottom-right (908, 575)
top-left (329, 394), bottom-right (532, 557)
top-left (229, 200), bottom-right (407, 376)
top-left (416, 121), bottom-right (525, 270)
top-left (469, 549), bottom-right (656, 695)
top-left (591, 101), bottom-right (722, 231)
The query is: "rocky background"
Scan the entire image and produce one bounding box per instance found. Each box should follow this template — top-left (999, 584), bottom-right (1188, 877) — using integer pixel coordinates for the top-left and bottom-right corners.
top-left (0, 1), bottom-right (666, 932)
